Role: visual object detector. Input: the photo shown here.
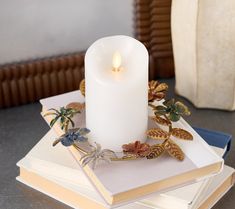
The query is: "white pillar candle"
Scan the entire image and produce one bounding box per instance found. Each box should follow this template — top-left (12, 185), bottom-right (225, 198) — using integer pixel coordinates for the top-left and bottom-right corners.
top-left (85, 35), bottom-right (148, 151)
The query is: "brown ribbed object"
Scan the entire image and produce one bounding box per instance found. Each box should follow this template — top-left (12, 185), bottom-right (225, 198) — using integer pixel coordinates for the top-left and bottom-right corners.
top-left (0, 53), bottom-right (84, 108)
top-left (0, 2), bottom-right (174, 107)
top-left (134, 0), bottom-right (174, 79)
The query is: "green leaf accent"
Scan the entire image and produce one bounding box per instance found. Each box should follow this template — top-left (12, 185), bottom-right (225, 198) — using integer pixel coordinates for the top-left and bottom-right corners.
top-left (154, 105), bottom-right (167, 115)
top-left (66, 116), bottom-right (75, 127)
top-left (71, 110), bottom-right (81, 116)
top-left (169, 112), bottom-right (180, 122)
top-left (48, 108), bottom-right (60, 115)
top-left (50, 115), bottom-right (60, 127)
top-left (46, 106), bottom-right (79, 131)
top-left (60, 116), bottom-right (65, 125)
top-left (175, 102), bottom-right (191, 115)
top-left (44, 112), bottom-right (57, 117)
top-left (163, 99), bottom-right (175, 107)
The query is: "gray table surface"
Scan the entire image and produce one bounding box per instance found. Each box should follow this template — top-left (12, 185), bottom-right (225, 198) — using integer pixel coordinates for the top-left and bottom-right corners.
top-left (0, 79), bottom-right (234, 209)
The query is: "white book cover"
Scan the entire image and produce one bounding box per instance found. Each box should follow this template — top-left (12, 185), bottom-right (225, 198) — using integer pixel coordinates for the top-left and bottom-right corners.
top-left (40, 90), bottom-right (223, 205)
top-left (17, 129), bottom-right (227, 209)
top-left (17, 158), bottom-right (234, 209)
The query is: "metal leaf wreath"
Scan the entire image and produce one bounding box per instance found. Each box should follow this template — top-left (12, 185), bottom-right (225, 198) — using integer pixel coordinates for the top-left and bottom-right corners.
top-left (48, 79), bottom-right (193, 169)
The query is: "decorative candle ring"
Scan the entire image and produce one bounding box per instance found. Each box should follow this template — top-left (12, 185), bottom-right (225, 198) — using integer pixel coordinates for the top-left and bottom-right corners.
top-left (49, 80), bottom-right (193, 170)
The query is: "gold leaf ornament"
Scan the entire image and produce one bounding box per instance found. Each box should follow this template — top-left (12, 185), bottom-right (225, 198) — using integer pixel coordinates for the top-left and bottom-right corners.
top-left (148, 80), bottom-right (168, 102)
top-left (171, 128), bottom-right (193, 140)
top-left (164, 140), bottom-right (184, 161)
top-left (121, 154), bottom-right (139, 160)
top-left (151, 116), bottom-right (171, 126)
top-left (155, 83), bottom-right (168, 92)
top-left (146, 128), bottom-right (169, 140)
top-left (79, 79), bottom-right (85, 96)
top-left (146, 144), bottom-right (165, 159)
top-left (66, 102), bottom-right (85, 111)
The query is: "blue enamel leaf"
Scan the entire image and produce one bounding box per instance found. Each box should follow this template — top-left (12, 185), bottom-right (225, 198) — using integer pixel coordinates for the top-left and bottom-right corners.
top-left (55, 128), bottom-right (90, 147)
top-left (75, 135), bottom-right (88, 142)
top-left (61, 132), bottom-right (77, 146)
top-left (61, 137), bottom-right (74, 146)
top-left (78, 128), bottom-right (90, 136)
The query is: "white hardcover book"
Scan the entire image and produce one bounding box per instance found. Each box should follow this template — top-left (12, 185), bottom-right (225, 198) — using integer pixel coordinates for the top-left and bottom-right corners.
top-left (16, 159), bottom-right (234, 209)
top-left (17, 129), bottom-right (227, 209)
top-left (16, 167), bottom-right (155, 209)
top-left (192, 165), bottom-right (234, 209)
top-left (40, 90), bottom-right (223, 205)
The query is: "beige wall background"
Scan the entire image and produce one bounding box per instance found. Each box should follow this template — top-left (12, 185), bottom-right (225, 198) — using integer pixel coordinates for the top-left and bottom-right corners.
top-left (0, 0), bottom-right (133, 64)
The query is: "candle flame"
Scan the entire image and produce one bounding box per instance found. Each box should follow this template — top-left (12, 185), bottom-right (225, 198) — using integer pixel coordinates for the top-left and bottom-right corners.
top-left (112, 52), bottom-right (122, 72)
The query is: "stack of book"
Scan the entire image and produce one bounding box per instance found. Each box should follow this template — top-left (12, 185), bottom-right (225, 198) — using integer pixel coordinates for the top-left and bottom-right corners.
top-left (16, 91), bottom-right (234, 209)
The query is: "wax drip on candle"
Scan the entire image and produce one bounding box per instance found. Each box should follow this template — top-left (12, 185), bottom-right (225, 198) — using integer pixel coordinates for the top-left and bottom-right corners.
top-left (112, 51), bottom-right (122, 72)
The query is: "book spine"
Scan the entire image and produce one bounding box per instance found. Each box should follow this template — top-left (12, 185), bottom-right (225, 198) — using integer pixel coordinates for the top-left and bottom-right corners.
top-left (232, 172), bottom-right (235, 186)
